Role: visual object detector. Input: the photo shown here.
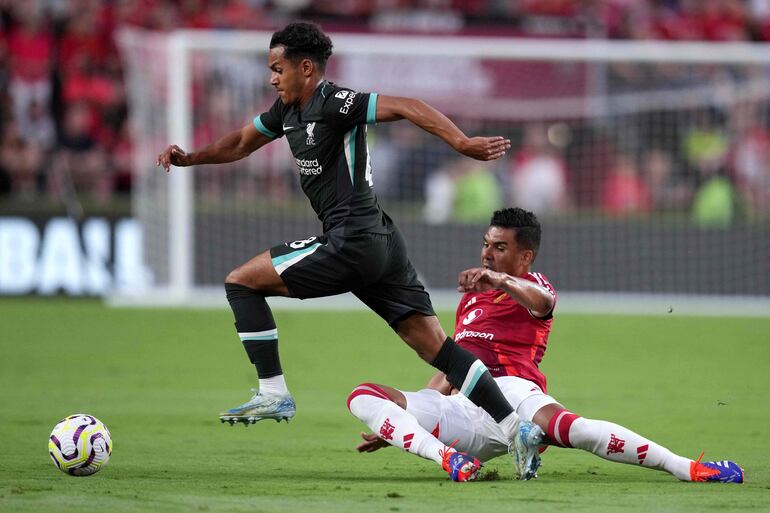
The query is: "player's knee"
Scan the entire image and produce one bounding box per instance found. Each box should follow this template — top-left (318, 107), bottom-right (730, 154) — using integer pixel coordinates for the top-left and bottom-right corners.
top-left (225, 261), bottom-right (287, 295)
top-left (225, 267), bottom-right (263, 290)
top-left (346, 383), bottom-right (398, 413)
top-left (399, 331), bottom-right (445, 362)
top-left (224, 268), bottom-right (246, 286)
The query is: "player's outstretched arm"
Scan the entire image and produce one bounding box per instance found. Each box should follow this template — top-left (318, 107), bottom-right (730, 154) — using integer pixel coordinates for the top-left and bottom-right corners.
top-left (156, 123), bottom-right (272, 172)
top-left (458, 268), bottom-right (554, 318)
top-left (375, 95), bottom-right (510, 161)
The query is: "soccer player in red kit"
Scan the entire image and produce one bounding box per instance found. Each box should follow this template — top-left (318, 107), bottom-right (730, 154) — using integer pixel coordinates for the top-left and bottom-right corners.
top-left (348, 208), bottom-right (744, 484)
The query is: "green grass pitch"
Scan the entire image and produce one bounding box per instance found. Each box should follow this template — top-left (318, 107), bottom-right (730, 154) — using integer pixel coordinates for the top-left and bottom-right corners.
top-left (1, 298), bottom-right (769, 512)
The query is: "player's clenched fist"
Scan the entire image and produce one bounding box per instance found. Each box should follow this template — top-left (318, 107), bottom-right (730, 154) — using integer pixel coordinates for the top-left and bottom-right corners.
top-left (156, 145), bottom-right (191, 172)
top-left (457, 267), bottom-right (506, 292)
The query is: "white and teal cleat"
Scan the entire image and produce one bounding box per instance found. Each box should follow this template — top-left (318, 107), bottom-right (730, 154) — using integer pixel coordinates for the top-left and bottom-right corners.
top-left (510, 420), bottom-right (544, 480)
top-left (219, 389), bottom-right (296, 426)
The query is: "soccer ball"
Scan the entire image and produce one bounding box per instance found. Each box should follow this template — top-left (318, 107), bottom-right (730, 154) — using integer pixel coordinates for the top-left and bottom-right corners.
top-left (48, 414), bottom-right (112, 476)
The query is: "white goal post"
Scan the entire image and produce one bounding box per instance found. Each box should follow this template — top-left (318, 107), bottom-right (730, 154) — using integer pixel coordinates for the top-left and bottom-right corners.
top-left (115, 29), bottom-right (770, 315)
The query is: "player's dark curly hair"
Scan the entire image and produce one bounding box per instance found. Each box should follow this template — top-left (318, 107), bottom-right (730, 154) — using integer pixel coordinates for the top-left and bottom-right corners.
top-left (270, 21), bottom-right (333, 73)
top-left (490, 207), bottom-right (541, 257)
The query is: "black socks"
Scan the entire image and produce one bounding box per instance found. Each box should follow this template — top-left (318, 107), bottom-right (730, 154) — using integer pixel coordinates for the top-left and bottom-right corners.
top-left (225, 282), bottom-right (282, 378)
top-left (431, 337), bottom-right (514, 423)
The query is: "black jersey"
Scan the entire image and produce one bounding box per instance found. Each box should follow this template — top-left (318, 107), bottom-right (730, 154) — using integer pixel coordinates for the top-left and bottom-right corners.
top-left (254, 81), bottom-right (392, 235)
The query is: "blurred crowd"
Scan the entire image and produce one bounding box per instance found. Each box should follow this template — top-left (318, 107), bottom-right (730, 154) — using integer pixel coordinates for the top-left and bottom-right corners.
top-left (1, 0), bottom-right (770, 224)
top-left (419, 106), bottom-right (770, 227)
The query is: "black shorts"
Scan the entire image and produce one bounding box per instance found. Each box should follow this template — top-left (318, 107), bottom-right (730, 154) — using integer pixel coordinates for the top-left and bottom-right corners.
top-left (269, 228), bottom-right (435, 327)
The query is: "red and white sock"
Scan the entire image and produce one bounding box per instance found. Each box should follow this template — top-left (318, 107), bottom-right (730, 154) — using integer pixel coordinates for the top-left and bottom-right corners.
top-left (347, 383), bottom-right (447, 465)
top-left (548, 409), bottom-right (693, 481)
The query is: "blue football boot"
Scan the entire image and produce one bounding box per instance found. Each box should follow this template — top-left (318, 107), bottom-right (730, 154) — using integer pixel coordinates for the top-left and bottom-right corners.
top-left (510, 420), bottom-right (544, 480)
top-left (219, 389), bottom-right (296, 425)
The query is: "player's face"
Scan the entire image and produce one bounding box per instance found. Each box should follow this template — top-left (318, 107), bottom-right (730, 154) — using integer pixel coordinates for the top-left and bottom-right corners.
top-left (481, 226), bottom-right (533, 276)
top-left (268, 46), bottom-right (307, 105)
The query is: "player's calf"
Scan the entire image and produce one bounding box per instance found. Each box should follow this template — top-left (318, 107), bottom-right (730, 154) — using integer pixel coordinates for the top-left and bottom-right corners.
top-left (542, 407), bottom-right (739, 482)
top-left (430, 338), bottom-right (516, 425)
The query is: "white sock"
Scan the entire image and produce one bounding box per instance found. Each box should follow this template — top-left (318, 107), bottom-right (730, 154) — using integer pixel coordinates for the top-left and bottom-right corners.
top-left (347, 384), bottom-right (448, 465)
top-left (549, 410), bottom-right (693, 480)
top-left (258, 375), bottom-right (289, 396)
top-left (497, 410), bottom-right (522, 442)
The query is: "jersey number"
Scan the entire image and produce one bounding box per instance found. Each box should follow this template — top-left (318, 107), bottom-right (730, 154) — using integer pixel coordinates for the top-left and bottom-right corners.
top-left (289, 237), bottom-right (317, 249)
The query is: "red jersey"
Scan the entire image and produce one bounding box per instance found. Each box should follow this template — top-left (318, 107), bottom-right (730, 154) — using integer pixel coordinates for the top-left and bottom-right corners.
top-left (454, 272), bottom-right (556, 392)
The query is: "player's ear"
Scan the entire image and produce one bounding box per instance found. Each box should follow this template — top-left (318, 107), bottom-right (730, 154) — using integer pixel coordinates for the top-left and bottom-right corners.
top-left (301, 58), bottom-right (314, 77)
top-left (521, 249), bottom-right (534, 266)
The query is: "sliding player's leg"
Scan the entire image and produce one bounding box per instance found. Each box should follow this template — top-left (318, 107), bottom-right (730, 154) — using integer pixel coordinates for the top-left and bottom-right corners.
top-left (347, 384), bottom-right (482, 482)
top-left (530, 402), bottom-right (744, 483)
top-left (352, 229), bottom-right (543, 480)
top-left (396, 314), bottom-right (542, 479)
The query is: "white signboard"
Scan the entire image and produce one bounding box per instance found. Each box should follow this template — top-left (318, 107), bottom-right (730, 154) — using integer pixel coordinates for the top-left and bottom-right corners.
top-left (0, 217), bottom-right (153, 296)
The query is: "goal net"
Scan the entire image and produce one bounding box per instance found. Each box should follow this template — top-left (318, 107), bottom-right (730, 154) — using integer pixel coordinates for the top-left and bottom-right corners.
top-left (116, 29), bottom-right (770, 312)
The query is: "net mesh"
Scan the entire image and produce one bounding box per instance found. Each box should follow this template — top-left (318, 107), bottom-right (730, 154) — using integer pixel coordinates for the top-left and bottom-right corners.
top-left (118, 30), bottom-right (770, 298)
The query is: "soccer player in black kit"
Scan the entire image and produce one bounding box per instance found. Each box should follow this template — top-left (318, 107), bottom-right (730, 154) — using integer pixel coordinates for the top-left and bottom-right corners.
top-left (157, 21), bottom-right (543, 479)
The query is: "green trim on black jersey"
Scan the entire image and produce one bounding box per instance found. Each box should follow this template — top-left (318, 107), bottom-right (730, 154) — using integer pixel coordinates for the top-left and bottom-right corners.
top-left (367, 93), bottom-right (378, 124)
top-left (344, 126), bottom-right (358, 185)
top-left (253, 114), bottom-right (277, 138)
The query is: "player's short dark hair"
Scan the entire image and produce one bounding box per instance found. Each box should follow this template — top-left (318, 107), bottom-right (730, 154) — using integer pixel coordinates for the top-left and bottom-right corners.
top-left (490, 207), bottom-right (541, 257)
top-left (270, 21), bottom-right (333, 73)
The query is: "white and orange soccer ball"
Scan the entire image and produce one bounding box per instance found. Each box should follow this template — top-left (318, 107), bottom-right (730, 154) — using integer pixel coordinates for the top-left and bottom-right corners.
top-left (48, 414), bottom-right (112, 476)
